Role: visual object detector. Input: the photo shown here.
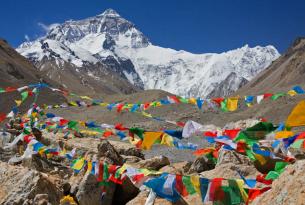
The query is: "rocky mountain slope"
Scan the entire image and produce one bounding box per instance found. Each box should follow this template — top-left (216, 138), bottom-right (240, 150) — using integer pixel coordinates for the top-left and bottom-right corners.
top-left (0, 39), bottom-right (65, 113)
top-left (17, 9), bottom-right (280, 97)
top-left (237, 37), bottom-right (305, 95)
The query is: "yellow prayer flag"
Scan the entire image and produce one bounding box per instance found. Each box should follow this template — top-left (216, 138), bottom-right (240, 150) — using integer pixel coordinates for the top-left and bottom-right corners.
top-left (227, 97), bottom-right (239, 111)
top-left (141, 112), bottom-right (152, 118)
top-left (160, 134), bottom-right (174, 147)
top-left (287, 90), bottom-right (297, 96)
top-left (286, 100), bottom-right (305, 127)
top-left (69, 101), bottom-right (78, 106)
top-left (141, 132), bottom-right (163, 150)
top-left (274, 131), bottom-right (294, 139)
top-left (254, 154), bottom-right (267, 165)
top-left (190, 175), bottom-right (201, 194)
top-left (15, 100), bottom-right (22, 106)
top-left (99, 103), bottom-right (108, 107)
top-left (80, 96), bottom-right (93, 100)
top-left (86, 161), bottom-right (92, 174)
top-left (189, 98), bottom-right (197, 104)
top-left (235, 179), bottom-right (248, 202)
top-left (72, 157), bottom-right (85, 171)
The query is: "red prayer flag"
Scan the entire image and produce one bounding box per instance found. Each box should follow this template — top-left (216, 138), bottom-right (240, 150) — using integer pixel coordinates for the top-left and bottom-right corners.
top-left (116, 104), bottom-right (124, 112)
top-left (209, 178), bottom-right (225, 201)
top-left (0, 113), bottom-right (6, 123)
top-left (223, 129), bottom-right (241, 139)
top-left (263, 93), bottom-right (273, 99)
top-left (169, 96), bottom-right (180, 103)
top-left (59, 119), bottom-right (69, 126)
top-left (212, 98), bottom-right (224, 106)
top-left (143, 103), bottom-right (150, 110)
top-left (97, 162), bottom-right (104, 182)
top-left (115, 123), bottom-right (128, 131)
top-left (236, 141), bottom-right (247, 153)
top-left (132, 173), bottom-right (145, 183)
top-left (256, 174), bottom-right (273, 185)
top-left (103, 131), bottom-right (113, 137)
top-left (193, 148), bottom-right (214, 156)
top-left (175, 174), bottom-right (188, 197)
top-left (5, 87), bottom-right (17, 92)
top-left (204, 131), bottom-right (217, 137)
top-left (247, 187), bottom-right (271, 204)
top-left (176, 121), bottom-right (185, 127)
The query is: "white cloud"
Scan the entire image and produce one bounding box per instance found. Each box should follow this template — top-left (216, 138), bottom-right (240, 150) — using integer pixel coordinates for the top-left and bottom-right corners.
top-left (38, 22), bottom-right (59, 33)
top-left (38, 22), bottom-right (50, 32)
top-left (24, 34), bottom-right (30, 41)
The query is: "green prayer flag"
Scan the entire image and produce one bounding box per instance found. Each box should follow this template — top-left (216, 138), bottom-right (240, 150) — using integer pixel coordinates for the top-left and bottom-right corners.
top-left (68, 121), bottom-right (78, 129)
top-left (99, 162), bottom-right (110, 187)
top-left (291, 139), bottom-right (304, 149)
top-left (234, 131), bottom-right (258, 146)
top-left (129, 127), bottom-right (145, 140)
top-left (228, 180), bottom-right (244, 204)
top-left (0, 88), bottom-right (5, 93)
top-left (182, 176), bottom-right (196, 195)
top-left (271, 93), bottom-right (286, 100)
top-left (245, 148), bottom-right (256, 161)
top-left (275, 161), bottom-right (288, 173)
top-left (235, 122), bottom-right (277, 144)
top-left (221, 99), bottom-right (228, 112)
top-left (179, 97), bottom-right (189, 104)
top-left (265, 171), bottom-right (279, 180)
top-left (21, 91), bottom-right (29, 102)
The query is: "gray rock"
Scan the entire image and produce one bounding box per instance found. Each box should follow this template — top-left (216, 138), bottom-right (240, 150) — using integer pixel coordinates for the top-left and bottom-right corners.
top-left (188, 155), bottom-right (215, 174)
top-left (75, 172), bottom-right (108, 205)
top-left (138, 155), bottom-right (170, 170)
top-left (0, 161), bottom-right (62, 204)
top-left (97, 140), bottom-right (124, 165)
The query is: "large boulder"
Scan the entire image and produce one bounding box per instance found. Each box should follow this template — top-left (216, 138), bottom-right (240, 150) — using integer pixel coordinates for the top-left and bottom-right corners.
top-left (216, 149), bottom-right (253, 166)
top-left (22, 153), bottom-right (72, 178)
top-left (75, 172), bottom-right (107, 205)
top-left (188, 155), bottom-right (215, 174)
top-left (0, 161), bottom-right (62, 204)
top-left (137, 155), bottom-right (170, 170)
top-left (97, 140), bottom-right (124, 165)
top-left (252, 160), bottom-right (305, 205)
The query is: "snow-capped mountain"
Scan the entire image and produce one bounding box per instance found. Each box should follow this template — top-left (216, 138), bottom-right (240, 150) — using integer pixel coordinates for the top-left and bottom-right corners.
top-left (17, 8), bottom-right (280, 97)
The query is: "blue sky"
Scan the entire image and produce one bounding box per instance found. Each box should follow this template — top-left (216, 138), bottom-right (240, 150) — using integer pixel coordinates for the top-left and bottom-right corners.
top-left (1, 0), bottom-right (305, 53)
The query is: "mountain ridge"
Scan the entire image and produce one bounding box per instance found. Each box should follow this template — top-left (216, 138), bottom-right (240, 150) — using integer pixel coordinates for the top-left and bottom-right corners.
top-left (17, 8), bottom-right (280, 97)
top-left (236, 37), bottom-right (305, 95)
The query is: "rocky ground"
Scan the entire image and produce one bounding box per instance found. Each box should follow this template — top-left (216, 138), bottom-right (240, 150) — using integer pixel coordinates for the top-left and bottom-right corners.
top-left (0, 116), bottom-right (304, 205)
top-left (1, 88), bottom-right (305, 205)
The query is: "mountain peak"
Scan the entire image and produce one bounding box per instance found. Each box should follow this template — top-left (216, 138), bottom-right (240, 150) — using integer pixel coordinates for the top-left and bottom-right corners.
top-left (16, 11), bottom-right (280, 97)
top-left (99, 8), bottom-right (120, 17)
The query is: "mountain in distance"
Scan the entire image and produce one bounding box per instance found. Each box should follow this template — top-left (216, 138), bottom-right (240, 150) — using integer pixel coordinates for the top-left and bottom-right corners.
top-left (236, 37), bottom-right (305, 95)
top-left (17, 9), bottom-right (280, 97)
